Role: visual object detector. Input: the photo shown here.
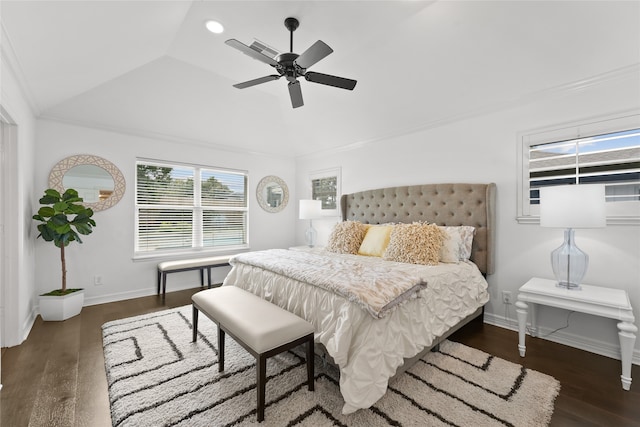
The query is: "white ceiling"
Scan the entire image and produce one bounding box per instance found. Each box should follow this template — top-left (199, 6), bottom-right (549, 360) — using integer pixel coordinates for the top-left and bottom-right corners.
top-left (2, 1), bottom-right (639, 157)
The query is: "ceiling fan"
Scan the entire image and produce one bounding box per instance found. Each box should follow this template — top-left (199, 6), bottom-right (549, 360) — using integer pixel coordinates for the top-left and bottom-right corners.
top-left (225, 17), bottom-right (357, 108)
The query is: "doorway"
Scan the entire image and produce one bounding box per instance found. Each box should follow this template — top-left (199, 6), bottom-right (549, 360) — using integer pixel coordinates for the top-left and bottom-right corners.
top-left (0, 116), bottom-right (6, 388)
top-left (0, 108), bottom-right (19, 355)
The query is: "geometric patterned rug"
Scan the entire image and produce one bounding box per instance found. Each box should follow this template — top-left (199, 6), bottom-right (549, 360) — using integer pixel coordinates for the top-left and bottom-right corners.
top-left (102, 305), bottom-right (560, 427)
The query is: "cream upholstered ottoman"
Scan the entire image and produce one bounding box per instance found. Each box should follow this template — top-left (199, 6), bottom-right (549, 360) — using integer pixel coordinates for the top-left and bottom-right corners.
top-left (192, 286), bottom-right (315, 422)
top-left (157, 255), bottom-right (230, 300)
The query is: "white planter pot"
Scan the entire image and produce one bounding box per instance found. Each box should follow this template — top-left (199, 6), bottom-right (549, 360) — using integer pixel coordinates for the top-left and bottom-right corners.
top-left (39, 289), bottom-right (85, 321)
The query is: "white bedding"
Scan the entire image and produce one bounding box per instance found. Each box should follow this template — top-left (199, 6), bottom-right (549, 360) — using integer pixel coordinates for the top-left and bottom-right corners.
top-left (231, 249), bottom-right (429, 318)
top-left (222, 249), bottom-right (490, 414)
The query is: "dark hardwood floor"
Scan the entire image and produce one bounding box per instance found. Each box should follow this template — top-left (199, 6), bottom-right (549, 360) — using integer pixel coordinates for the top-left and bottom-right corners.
top-left (1, 288), bottom-right (639, 426)
top-left (451, 318), bottom-right (640, 427)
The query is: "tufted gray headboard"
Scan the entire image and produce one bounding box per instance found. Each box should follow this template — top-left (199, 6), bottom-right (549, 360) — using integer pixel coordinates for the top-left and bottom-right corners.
top-left (340, 183), bottom-right (496, 275)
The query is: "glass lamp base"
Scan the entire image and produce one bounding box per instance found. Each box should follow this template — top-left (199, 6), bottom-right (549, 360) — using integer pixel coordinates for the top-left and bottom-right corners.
top-left (305, 224), bottom-right (317, 248)
top-left (555, 281), bottom-right (582, 290)
top-left (551, 228), bottom-right (588, 290)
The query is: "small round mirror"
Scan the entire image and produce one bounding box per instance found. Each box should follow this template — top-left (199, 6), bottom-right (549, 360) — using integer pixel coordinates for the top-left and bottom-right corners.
top-left (256, 175), bottom-right (289, 213)
top-left (49, 155), bottom-right (126, 212)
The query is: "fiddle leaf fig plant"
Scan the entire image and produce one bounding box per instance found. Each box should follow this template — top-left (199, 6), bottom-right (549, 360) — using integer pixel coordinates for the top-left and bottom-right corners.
top-left (32, 188), bottom-right (96, 294)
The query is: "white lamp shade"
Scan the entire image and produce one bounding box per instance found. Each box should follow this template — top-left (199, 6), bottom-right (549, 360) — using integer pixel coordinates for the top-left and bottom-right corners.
top-left (540, 184), bottom-right (606, 228)
top-left (299, 199), bottom-right (321, 219)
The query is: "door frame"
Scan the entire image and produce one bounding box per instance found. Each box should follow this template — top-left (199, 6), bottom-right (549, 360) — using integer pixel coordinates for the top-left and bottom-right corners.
top-left (0, 106), bottom-right (20, 351)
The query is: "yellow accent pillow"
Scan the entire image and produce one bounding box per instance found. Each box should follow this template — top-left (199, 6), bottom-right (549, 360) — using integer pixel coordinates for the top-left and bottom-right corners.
top-left (358, 225), bottom-right (394, 257)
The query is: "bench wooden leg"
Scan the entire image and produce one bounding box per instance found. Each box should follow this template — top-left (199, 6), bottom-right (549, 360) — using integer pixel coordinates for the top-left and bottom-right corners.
top-left (157, 270), bottom-right (161, 295)
top-left (199, 268), bottom-right (204, 288)
top-left (162, 272), bottom-right (168, 302)
top-left (306, 336), bottom-right (314, 391)
top-left (192, 306), bottom-right (199, 342)
top-left (218, 325), bottom-right (225, 372)
top-left (207, 267), bottom-right (212, 289)
top-left (257, 354), bottom-right (267, 422)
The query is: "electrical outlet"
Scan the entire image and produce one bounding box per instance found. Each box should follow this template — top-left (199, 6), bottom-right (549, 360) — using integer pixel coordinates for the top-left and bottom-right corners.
top-left (94, 275), bottom-right (103, 286)
top-left (502, 291), bottom-right (512, 304)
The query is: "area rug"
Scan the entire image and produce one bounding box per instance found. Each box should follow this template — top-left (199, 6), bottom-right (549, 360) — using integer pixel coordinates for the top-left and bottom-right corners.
top-left (102, 306), bottom-right (560, 427)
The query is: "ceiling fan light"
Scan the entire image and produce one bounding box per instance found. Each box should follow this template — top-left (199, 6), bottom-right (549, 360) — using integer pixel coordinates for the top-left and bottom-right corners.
top-left (205, 20), bottom-right (224, 34)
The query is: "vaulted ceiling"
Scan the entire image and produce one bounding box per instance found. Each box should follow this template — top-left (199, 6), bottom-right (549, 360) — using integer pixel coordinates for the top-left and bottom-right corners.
top-left (2, 1), bottom-right (639, 157)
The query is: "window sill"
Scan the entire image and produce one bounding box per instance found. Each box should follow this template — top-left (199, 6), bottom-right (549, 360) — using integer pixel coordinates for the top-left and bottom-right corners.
top-left (516, 216), bottom-right (640, 226)
top-left (132, 246), bottom-right (250, 262)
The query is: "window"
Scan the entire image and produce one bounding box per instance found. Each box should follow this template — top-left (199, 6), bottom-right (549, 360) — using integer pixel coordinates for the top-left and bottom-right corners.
top-left (518, 112), bottom-right (640, 224)
top-left (135, 160), bottom-right (248, 256)
top-left (310, 167), bottom-right (341, 216)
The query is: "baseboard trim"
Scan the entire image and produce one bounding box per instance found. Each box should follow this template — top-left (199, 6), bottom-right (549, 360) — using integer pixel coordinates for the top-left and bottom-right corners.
top-left (484, 312), bottom-right (640, 366)
top-left (82, 282), bottom-right (201, 307)
top-left (21, 307), bottom-right (37, 342)
top-left (14, 285), bottom-right (198, 347)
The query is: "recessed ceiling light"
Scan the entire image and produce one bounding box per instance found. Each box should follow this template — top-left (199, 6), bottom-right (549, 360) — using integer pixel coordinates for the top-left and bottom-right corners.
top-left (205, 20), bottom-right (224, 34)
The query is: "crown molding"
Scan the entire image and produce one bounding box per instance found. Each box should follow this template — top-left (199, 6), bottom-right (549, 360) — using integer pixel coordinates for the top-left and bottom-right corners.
top-left (0, 20), bottom-right (42, 115)
top-left (37, 114), bottom-right (293, 160)
top-left (296, 63), bottom-right (640, 160)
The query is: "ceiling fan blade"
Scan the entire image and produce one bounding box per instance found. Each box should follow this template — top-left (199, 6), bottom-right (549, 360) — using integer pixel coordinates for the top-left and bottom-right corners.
top-left (304, 72), bottom-right (357, 90)
top-left (295, 40), bottom-right (333, 69)
top-left (288, 80), bottom-right (304, 108)
top-left (233, 75), bottom-right (280, 89)
top-left (225, 39), bottom-right (279, 67)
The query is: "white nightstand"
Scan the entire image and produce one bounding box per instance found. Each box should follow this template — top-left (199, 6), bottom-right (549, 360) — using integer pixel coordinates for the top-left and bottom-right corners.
top-left (288, 246), bottom-right (325, 253)
top-left (515, 277), bottom-right (637, 390)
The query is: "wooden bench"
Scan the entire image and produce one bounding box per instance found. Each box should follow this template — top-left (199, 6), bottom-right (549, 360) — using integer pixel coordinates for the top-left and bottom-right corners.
top-left (157, 255), bottom-right (231, 300)
top-left (192, 286), bottom-right (315, 422)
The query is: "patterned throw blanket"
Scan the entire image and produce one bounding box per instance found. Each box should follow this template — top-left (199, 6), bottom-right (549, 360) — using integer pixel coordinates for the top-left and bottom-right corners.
top-left (230, 249), bottom-right (428, 318)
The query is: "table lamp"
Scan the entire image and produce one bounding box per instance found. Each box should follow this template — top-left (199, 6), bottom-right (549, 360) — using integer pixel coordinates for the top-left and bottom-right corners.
top-left (299, 199), bottom-right (322, 247)
top-left (540, 184), bottom-right (606, 289)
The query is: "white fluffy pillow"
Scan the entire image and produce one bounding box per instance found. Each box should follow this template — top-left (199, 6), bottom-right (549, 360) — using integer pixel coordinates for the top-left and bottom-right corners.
top-left (383, 222), bottom-right (443, 265)
top-left (439, 226), bottom-right (475, 262)
top-left (326, 220), bottom-right (368, 254)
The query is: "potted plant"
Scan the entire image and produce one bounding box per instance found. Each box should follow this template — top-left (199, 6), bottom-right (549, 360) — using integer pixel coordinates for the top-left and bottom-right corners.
top-left (32, 188), bottom-right (96, 321)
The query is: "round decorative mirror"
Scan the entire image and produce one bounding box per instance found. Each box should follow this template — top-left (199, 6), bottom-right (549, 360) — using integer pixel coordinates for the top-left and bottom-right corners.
top-left (256, 175), bottom-right (289, 213)
top-left (49, 154), bottom-right (126, 212)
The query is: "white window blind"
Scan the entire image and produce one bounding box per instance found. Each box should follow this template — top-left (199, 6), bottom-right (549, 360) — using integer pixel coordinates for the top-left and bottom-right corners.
top-left (309, 167), bottom-right (341, 217)
top-left (529, 129), bottom-right (640, 203)
top-left (311, 176), bottom-right (338, 210)
top-left (135, 160), bottom-right (248, 255)
top-left (517, 112), bottom-right (640, 224)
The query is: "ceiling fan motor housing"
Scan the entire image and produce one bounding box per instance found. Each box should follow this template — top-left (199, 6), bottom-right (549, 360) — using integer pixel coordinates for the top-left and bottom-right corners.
top-left (226, 15), bottom-right (357, 108)
top-left (276, 52), bottom-right (302, 81)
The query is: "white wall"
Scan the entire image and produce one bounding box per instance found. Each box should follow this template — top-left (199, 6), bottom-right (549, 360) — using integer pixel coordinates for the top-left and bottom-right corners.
top-left (34, 120), bottom-right (297, 306)
top-left (295, 70), bottom-right (640, 362)
top-left (0, 47), bottom-right (38, 347)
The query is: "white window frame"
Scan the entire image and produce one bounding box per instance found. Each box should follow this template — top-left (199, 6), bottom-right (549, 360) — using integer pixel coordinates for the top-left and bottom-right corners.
top-left (134, 158), bottom-right (249, 259)
top-left (309, 167), bottom-right (341, 217)
top-left (517, 110), bottom-right (640, 225)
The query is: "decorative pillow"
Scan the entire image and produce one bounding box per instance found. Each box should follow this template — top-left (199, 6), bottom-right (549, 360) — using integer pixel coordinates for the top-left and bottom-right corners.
top-left (439, 226), bottom-right (476, 261)
top-left (439, 229), bottom-right (463, 263)
top-left (326, 221), bottom-right (368, 254)
top-left (383, 222), bottom-right (444, 265)
top-left (358, 225), bottom-right (394, 257)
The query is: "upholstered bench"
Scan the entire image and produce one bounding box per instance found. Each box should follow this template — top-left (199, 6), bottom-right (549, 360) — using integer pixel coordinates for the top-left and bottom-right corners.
top-left (192, 286), bottom-right (315, 422)
top-left (157, 255), bottom-right (231, 300)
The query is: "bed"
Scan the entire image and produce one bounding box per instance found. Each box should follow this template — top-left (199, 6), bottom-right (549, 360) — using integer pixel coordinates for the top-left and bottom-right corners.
top-left (222, 183), bottom-right (496, 414)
